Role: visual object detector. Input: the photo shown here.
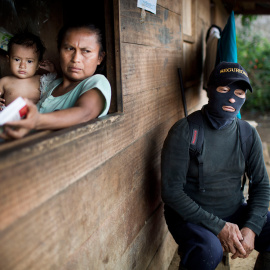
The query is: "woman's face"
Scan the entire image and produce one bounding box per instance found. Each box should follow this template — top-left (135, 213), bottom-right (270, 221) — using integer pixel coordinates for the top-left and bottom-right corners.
top-left (59, 27), bottom-right (104, 82)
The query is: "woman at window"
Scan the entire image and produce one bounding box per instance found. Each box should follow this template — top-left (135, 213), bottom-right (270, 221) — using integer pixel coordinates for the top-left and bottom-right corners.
top-left (1, 22), bottom-right (111, 139)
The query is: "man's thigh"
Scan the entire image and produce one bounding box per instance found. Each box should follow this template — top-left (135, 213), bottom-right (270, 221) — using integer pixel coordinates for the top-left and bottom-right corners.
top-left (167, 221), bottom-right (223, 269)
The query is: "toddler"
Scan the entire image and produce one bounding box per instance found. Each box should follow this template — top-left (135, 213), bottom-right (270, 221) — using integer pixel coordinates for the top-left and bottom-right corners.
top-left (0, 31), bottom-right (56, 110)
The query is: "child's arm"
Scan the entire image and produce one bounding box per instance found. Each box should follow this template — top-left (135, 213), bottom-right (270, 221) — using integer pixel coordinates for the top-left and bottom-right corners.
top-left (0, 78), bottom-right (6, 110)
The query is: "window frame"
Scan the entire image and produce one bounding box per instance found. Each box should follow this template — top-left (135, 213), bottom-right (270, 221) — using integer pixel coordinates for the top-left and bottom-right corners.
top-left (104, 0), bottom-right (123, 113)
top-left (182, 0), bottom-right (197, 44)
top-left (0, 0), bottom-right (123, 153)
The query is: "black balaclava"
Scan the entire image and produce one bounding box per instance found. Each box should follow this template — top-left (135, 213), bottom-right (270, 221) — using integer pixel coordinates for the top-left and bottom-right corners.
top-left (205, 62), bottom-right (253, 130)
top-left (205, 82), bottom-right (246, 130)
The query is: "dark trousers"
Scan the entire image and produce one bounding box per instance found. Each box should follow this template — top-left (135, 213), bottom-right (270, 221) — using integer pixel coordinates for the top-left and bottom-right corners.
top-left (165, 204), bottom-right (270, 270)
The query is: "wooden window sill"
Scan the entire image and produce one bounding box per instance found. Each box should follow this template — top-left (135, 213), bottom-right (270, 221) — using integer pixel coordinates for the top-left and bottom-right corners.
top-left (0, 113), bottom-right (123, 162)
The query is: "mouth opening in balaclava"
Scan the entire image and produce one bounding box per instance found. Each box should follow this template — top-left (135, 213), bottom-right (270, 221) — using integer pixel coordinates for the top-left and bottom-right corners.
top-left (205, 81), bottom-right (247, 130)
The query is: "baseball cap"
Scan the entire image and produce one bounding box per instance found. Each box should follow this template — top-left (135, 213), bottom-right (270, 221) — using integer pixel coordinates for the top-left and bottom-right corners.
top-left (207, 62), bottom-right (253, 92)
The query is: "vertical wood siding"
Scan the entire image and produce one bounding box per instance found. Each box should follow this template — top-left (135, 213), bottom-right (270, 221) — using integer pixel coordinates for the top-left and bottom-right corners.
top-left (0, 0), bottom-right (228, 269)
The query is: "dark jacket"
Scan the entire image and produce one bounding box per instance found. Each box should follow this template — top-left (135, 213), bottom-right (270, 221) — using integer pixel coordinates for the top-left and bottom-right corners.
top-left (161, 112), bottom-right (270, 235)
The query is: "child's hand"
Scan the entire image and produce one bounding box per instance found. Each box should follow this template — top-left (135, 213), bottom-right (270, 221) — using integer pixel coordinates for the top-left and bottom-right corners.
top-left (0, 93), bottom-right (5, 110)
top-left (39, 60), bottom-right (56, 73)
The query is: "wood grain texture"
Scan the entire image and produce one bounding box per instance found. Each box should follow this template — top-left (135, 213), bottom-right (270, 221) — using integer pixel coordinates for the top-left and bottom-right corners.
top-left (120, 0), bottom-right (181, 50)
top-left (0, 119), bottom-right (174, 270)
top-left (0, 0), bottom-right (220, 269)
top-left (0, 79), bottom-right (185, 231)
top-left (121, 43), bottom-right (182, 96)
top-left (158, 0), bottom-right (181, 15)
top-left (147, 230), bottom-right (178, 270)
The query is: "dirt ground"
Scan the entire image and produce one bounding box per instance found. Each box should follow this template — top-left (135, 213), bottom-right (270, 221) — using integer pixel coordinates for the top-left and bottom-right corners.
top-left (168, 111), bottom-right (270, 270)
top-left (168, 250), bottom-right (259, 270)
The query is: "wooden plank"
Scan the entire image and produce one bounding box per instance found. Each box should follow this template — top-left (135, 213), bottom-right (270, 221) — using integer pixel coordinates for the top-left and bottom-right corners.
top-left (147, 230), bottom-right (178, 270)
top-left (123, 82), bottom-right (183, 138)
top-left (121, 43), bottom-right (182, 96)
top-left (0, 117), bottom-right (130, 231)
top-left (115, 204), bottom-right (167, 269)
top-left (0, 69), bottom-right (201, 233)
top-left (158, 0), bottom-right (181, 15)
top-left (0, 114), bottom-right (187, 270)
top-left (0, 75), bottom-right (196, 232)
top-left (113, 0), bottom-right (124, 112)
top-left (104, 0), bottom-right (118, 113)
top-left (0, 124), bottom-right (171, 269)
top-left (0, 1), bottom-right (214, 270)
top-left (120, 1), bottom-right (181, 49)
top-left (0, 179), bottom-right (162, 270)
top-left (64, 204), bottom-right (168, 270)
top-left (0, 107), bottom-right (175, 229)
top-left (183, 42), bottom-right (198, 82)
top-left (182, 0), bottom-right (193, 37)
top-left (0, 114), bottom-right (121, 163)
top-left (197, 0), bottom-right (211, 22)
top-left (212, 0), bottom-right (229, 28)
top-left (0, 113), bottom-right (205, 270)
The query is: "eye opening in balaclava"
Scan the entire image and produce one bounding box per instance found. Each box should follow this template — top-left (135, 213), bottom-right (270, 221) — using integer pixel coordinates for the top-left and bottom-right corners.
top-left (205, 81), bottom-right (247, 130)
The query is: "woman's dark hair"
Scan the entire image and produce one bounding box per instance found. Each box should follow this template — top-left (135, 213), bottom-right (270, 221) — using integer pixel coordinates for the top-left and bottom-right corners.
top-left (8, 31), bottom-right (45, 62)
top-left (57, 22), bottom-right (106, 74)
top-left (205, 24), bottom-right (222, 43)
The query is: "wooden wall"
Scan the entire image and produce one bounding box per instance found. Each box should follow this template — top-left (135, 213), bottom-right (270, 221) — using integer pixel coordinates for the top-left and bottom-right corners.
top-left (0, 0), bottom-right (228, 269)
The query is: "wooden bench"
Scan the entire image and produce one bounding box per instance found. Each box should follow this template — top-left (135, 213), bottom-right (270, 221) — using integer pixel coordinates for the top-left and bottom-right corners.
top-left (215, 253), bottom-right (230, 270)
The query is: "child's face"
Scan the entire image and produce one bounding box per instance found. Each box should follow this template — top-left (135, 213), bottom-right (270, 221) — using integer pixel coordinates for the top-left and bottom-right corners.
top-left (8, 44), bottom-right (40, 79)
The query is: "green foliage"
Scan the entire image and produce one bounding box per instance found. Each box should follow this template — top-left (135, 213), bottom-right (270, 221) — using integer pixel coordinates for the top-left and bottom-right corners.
top-left (241, 15), bottom-right (257, 28)
top-left (237, 17), bottom-right (270, 112)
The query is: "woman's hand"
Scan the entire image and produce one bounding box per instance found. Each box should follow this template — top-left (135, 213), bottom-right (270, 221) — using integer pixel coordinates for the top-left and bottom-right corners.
top-left (0, 99), bottom-right (40, 139)
top-left (39, 60), bottom-right (56, 73)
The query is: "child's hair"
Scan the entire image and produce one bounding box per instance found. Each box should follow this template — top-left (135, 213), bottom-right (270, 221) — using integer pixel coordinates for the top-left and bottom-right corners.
top-left (57, 22), bottom-right (106, 74)
top-left (8, 31), bottom-right (46, 62)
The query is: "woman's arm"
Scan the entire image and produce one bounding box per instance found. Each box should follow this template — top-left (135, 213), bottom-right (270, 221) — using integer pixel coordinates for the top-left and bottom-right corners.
top-left (0, 88), bottom-right (105, 139)
top-left (36, 88), bottom-right (105, 129)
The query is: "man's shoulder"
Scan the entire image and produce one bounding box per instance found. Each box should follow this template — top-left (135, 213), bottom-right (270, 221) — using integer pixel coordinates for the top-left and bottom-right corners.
top-left (237, 118), bottom-right (256, 129)
top-left (170, 110), bottom-right (204, 131)
top-left (169, 116), bottom-right (189, 135)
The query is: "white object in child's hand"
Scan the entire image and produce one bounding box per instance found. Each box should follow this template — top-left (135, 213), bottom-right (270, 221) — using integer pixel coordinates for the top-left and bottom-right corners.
top-left (0, 97), bottom-right (28, 125)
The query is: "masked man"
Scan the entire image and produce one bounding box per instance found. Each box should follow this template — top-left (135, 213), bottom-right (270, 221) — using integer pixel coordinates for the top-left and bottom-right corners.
top-left (161, 62), bottom-right (270, 270)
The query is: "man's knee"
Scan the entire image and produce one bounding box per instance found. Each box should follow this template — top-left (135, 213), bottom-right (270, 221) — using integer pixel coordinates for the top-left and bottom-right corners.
top-left (180, 238), bottom-right (223, 270)
top-left (167, 221), bottom-right (224, 269)
top-left (255, 211), bottom-right (270, 252)
top-left (254, 252), bottom-right (270, 270)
